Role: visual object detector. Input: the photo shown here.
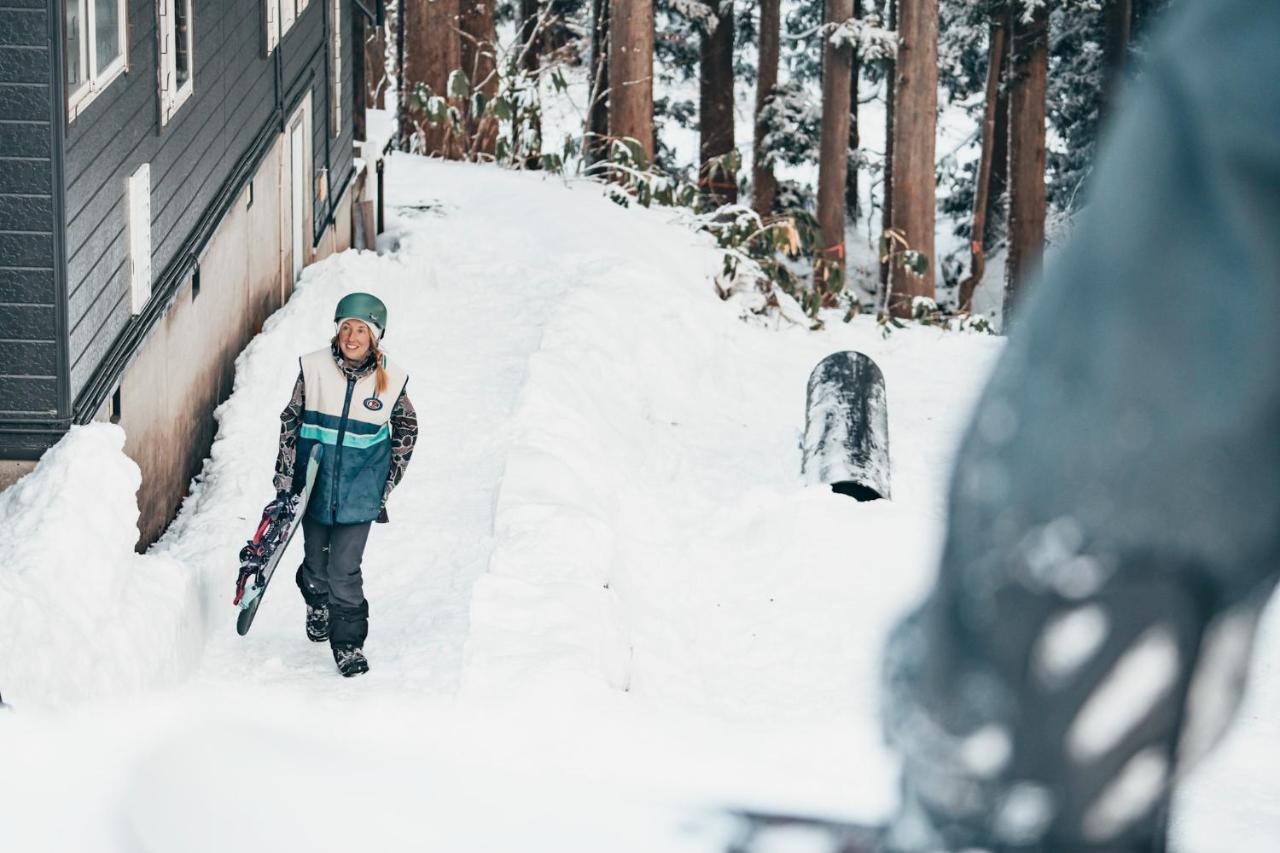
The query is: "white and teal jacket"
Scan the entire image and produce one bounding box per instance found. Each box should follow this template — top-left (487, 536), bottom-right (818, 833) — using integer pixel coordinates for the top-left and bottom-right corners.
top-left (273, 345), bottom-right (417, 525)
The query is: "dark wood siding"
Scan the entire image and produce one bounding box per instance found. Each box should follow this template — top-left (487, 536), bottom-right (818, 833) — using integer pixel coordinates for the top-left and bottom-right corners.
top-left (62, 0), bottom-right (348, 402)
top-left (0, 1), bottom-right (61, 426)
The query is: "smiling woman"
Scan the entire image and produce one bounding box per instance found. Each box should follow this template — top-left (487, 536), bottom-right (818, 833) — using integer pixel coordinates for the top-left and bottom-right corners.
top-left (266, 292), bottom-right (419, 678)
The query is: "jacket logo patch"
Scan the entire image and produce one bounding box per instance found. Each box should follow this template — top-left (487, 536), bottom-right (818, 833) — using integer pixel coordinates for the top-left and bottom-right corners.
top-left (363, 397), bottom-right (384, 412)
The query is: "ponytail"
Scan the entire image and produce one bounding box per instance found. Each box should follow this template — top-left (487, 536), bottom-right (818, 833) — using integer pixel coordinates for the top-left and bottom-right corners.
top-left (371, 341), bottom-right (389, 395)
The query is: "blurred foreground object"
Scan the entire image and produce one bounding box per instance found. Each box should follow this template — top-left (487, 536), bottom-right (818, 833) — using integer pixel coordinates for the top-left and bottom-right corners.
top-left (881, 0), bottom-right (1280, 850)
top-left (801, 352), bottom-right (891, 501)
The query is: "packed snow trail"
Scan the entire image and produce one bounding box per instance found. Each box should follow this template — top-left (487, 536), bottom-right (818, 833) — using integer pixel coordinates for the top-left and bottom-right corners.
top-left (154, 159), bottom-right (717, 699)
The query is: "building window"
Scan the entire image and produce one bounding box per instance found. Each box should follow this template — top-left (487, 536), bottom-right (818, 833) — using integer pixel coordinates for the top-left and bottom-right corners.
top-left (127, 164), bottom-right (152, 314)
top-left (330, 0), bottom-right (341, 135)
top-left (158, 0), bottom-right (194, 125)
top-left (269, 0), bottom-right (311, 52)
top-left (66, 0), bottom-right (129, 119)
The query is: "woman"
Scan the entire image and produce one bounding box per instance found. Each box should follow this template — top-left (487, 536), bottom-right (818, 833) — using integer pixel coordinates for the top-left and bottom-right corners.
top-left (271, 292), bottom-right (418, 677)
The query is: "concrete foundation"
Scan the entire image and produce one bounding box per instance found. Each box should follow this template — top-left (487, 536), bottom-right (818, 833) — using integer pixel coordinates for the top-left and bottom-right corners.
top-left (0, 459), bottom-right (36, 492)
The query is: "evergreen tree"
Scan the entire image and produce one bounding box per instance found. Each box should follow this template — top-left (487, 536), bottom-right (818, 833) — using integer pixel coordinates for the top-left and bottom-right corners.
top-left (1005, 0), bottom-right (1049, 320)
top-left (752, 0), bottom-right (781, 217)
top-left (886, 0), bottom-right (939, 317)
top-left (815, 0), bottom-right (855, 299)
top-left (699, 1), bottom-right (738, 204)
top-left (610, 0), bottom-right (656, 164)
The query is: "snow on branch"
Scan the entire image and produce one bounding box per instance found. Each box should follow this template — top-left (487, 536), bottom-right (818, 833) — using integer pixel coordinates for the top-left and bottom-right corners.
top-left (671, 0), bottom-right (719, 32)
top-left (826, 14), bottom-right (898, 63)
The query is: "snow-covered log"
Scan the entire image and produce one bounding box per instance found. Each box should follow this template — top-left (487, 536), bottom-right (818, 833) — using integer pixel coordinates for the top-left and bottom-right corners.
top-left (801, 351), bottom-right (891, 500)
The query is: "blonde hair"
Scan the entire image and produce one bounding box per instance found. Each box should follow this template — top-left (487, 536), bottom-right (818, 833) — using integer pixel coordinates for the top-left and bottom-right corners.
top-left (331, 333), bottom-right (389, 395)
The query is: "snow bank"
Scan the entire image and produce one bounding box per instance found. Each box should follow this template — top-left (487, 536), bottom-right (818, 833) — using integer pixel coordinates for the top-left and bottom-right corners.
top-left (0, 424), bottom-right (200, 708)
top-left (461, 166), bottom-right (1004, 819)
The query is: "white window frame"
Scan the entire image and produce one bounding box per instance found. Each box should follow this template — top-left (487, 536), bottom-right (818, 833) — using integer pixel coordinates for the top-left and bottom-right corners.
top-left (265, 0), bottom-right (280, 53)
top-left (127, 164), bottom-right (152, 315)
top-left (330, 0), bottom-right (341, 135)
top-left (158, 0), bottom-right (195, 125)
top-left (66, 0), bottom-right (130, 120)
top-left (272, 0), bottom-right (310, 50)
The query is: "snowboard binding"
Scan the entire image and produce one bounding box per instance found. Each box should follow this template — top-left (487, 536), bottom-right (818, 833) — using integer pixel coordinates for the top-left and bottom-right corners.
top-left (233, 492), bottom-right (302, 609)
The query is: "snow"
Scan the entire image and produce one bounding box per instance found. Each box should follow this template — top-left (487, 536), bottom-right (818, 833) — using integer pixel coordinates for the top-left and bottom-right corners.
top-left (0, 424), bottom-right (201, 708)
top-left (0, 155), bottom-right (1276, 850)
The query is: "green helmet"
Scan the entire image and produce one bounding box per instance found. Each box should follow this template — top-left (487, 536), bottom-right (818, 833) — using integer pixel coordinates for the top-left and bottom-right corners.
top-left (334, 292), bottom-right (388, 339)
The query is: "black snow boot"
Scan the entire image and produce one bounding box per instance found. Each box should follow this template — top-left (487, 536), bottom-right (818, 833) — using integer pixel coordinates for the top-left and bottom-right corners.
top-left (306, 604), bottom-right (330, 643)
top-left (333, 646), bottom-right (369, 678)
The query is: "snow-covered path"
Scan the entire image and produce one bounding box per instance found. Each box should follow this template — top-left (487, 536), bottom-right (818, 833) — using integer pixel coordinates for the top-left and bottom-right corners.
top-left (157, 160), bottom-right (696, 700)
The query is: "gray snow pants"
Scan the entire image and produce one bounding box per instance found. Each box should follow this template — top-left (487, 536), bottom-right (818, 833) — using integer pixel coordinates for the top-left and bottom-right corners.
top-left (296, 517), bottom-right (372, 649)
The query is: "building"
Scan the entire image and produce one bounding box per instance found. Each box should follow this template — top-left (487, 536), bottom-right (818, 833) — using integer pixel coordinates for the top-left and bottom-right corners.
top-left (0, 0), bottom-right (380, 544)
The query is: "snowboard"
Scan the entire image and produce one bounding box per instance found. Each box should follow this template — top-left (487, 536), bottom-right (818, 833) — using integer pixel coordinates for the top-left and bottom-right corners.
top-left (234, 444), bottom-right (322, 636)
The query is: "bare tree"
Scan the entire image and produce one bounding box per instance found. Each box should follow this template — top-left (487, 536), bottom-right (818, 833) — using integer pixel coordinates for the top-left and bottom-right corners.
top-left (586, 0), bottom-right (611, 165)
top-left (815, 0), bottom-right (855, 297)
top-left (886, 0), bottom-right (938, 317)
top-left (609, 0), bottom-right (655, 165)
top-left (752, 0), bottom-right (780, 218)
top-left (1004, 0), bottom-right (1049, 321)
top-left (699, 1), bottom-right (736, 205)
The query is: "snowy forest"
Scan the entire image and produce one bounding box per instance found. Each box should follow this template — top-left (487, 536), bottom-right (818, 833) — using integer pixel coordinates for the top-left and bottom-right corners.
top-left (370, 0), bottom-right (1168, 328)
top-left (2, 0), bottom-right (1279, 850)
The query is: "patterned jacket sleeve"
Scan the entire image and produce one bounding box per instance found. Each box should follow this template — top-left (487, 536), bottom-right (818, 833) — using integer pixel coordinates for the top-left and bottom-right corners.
top-left (272, 370), bottom-right (305, 493)
top-left (381, 388), bottom-right (418, 508)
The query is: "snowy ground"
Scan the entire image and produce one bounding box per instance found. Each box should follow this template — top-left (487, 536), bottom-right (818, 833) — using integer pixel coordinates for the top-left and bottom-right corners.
top-left (1, 156), bottom-right (1277, 850)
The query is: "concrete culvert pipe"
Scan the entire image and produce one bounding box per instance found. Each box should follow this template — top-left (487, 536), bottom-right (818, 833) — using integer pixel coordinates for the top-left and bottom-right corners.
top-left (800, 351), bottom-right (891, 501)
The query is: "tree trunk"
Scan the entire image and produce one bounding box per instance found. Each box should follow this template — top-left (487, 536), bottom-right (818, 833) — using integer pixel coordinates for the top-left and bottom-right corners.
top-left (958, 20), bottom-right (1006, 313)
top-left (887, 0), bottom-right (938, 318)
top-left (1003, 0), bottom-right (1049, 323)
top-left (752, 0), bottom-right (780, 218)
top-left (403, 0), bottom-right (462, 157)
top-left (845, 0), bottom-right (861, 219)
top-left (519, 0), bottom-right (541, 71)
top-left (587, 0), bottom-right (610, 165)
top-left (878, 0), bottom-right (896, 297)
top-left (608, 0), bottom-right (654, 166)
top-left (699, 1), bottom-right (736, 205)
top-left (365, 15), bottom-right (387, 109)
top-left (516, 0), bottom-right (543, 166)
top-left (815, 0), bottom-right (855, 298)
top-left (461, 0), bottom-right (499, 157)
